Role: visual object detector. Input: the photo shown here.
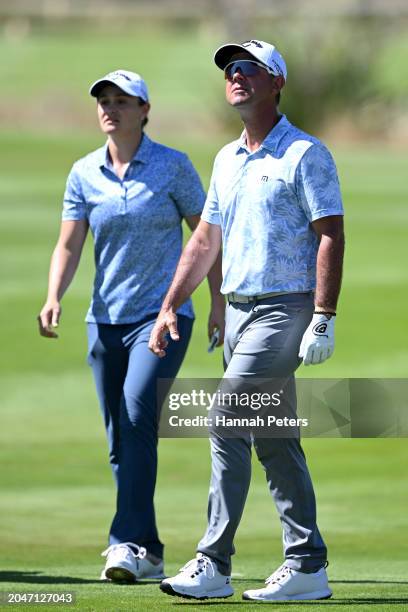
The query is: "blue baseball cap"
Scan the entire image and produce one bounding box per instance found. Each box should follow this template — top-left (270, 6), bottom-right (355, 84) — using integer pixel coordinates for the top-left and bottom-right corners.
top-left (89, 69), bottom-right (149, 101)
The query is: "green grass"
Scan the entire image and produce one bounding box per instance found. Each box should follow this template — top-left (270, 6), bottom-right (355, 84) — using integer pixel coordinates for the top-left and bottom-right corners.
top-left (1, 132), bottom-right (407, 378)
top-left (1, 367), bottom-right (408, 609)
top-left (0, 133), bottom-right (407, 610)
top-left (1, 423), bottom-right (407, 610)
top-left (0, 23), bottom-right (225, 144)
top-left (1, 25), bottom-right (408, 608)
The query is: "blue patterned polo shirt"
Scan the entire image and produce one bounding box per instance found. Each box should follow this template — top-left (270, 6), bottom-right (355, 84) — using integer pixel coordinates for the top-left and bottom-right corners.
top-left (62, 134), bottom-right (205, 323)
top-left (201, 114), bottom-right (344, 295)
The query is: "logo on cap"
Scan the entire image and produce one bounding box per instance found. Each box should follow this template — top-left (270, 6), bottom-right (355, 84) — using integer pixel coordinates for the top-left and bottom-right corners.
top-left (109, 71), bottom-right (132, 82)
top-left (242, 40), bottom-right (263, 48)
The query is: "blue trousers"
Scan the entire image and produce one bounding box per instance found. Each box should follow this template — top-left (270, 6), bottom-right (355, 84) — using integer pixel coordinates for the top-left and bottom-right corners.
top-left (87, 314), bottom-right (193, 558)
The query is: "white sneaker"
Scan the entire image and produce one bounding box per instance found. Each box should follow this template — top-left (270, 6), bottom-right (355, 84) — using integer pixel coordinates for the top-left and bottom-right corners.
top-left (100, 543), bottom-right (165, 582)
top-left (160, 554), bottom-right (233, 600)
top-left (242, 564), bottom-right (332, 601)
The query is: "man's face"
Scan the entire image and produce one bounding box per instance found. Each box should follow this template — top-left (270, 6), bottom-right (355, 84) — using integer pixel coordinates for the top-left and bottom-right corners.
top-left (97, 84), bottom-right (150, 135)
top-left (224, 52), bottom-right (282, 108)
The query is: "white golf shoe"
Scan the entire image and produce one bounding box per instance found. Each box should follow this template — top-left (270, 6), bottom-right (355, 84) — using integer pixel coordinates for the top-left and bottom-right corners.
top-left (242, 563), bottom-right (332, 601)
top-left (100, 542), bottom-right (165, 582)
top-left (160, 554), bottom-right (233, 600)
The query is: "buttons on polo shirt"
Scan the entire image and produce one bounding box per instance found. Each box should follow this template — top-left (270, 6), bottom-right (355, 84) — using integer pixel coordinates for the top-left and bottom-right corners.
top-left (119, 184), bottom-right (128, 213)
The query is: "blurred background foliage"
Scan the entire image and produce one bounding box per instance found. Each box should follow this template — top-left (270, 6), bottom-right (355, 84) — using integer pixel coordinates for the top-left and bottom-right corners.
top-left (0, 0), bottom-right (407, 142)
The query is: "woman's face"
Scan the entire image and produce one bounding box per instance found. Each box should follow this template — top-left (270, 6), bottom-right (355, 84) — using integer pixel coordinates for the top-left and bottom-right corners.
top-left (97, 84), bottom-right (150, 136)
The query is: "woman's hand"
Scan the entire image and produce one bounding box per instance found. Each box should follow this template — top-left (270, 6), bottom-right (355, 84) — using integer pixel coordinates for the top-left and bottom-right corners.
top-left (37, 219), bottom-right (89, 340)
top-left (38, 300), bottom-right (62, 338)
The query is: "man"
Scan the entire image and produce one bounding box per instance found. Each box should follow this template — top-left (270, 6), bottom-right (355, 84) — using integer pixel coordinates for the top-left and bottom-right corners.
top-left (149, 39), bottom-right (344, 602)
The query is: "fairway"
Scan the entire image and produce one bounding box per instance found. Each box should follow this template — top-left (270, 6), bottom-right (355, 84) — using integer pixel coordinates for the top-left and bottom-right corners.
top-left (1, 131), bottom-right (407, 610)
top-left (1, 21), bottom-right (408, 609)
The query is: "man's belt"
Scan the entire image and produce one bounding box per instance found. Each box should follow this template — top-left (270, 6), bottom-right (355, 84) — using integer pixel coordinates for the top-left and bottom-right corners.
top-left (226, 291), bottom-right (292, 303)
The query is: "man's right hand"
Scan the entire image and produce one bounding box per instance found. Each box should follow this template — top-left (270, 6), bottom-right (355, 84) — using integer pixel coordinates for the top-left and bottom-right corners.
top-left (37, 300), bottom-right (61, 338)
top-left (149, 310), bottom-right (179, 358)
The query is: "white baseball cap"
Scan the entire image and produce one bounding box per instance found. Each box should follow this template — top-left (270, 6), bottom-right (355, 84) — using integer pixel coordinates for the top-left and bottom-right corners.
top-left (214, 39), bottom-right (287, 81)
top-left (89, 69), bottom-right (149, 101)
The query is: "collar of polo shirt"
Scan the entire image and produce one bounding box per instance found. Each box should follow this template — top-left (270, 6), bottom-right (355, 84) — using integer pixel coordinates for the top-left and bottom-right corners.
top-left (97, 133), bottom-right (153, 170)
top-left (236, 114), bottom-right (290, 154)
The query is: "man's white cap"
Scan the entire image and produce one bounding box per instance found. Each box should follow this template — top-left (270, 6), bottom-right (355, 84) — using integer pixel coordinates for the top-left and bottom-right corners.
top-left (214, 39), bottom-right (287, 81)
top-left (89, 69), bottom-right (149, 101)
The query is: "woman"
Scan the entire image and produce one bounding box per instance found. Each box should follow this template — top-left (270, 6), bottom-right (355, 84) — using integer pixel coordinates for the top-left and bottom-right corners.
top-left (38, 70), bottom-right (224, 582)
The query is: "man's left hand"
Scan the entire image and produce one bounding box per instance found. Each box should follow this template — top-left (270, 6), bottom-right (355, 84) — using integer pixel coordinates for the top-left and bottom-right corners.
top-left (299, 313), bottom-right (336, 366)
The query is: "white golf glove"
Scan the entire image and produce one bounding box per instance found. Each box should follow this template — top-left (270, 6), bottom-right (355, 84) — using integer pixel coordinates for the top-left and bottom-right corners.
top-left (299, 313), bottom-right (336, 366)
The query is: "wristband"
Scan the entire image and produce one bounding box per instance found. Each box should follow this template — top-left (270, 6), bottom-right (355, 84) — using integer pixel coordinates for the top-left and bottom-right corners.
top-left (313, 310), bottom-right (336, 317)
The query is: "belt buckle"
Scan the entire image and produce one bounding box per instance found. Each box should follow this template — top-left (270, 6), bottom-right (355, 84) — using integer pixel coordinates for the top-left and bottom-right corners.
top-left (239, 293), bottom-right (252, 303)
top-left (228, 292), bottom-right (242, 303)
top-left (228, 292), bottom-right (255, 303)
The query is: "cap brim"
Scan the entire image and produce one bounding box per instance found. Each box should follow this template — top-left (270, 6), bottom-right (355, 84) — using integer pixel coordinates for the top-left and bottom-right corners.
top-left (89, 79), bottom-right (138, 98)
top-left (214, 43), bottom-right (261, 70)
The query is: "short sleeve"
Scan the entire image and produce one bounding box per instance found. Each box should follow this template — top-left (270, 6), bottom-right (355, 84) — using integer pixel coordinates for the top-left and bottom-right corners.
top-left (171, 154), bottom-right (206, 217)
top-left (201, 160), bottom-right (221, 226)
top-left (295, 143), bottom-right (344, 222)
top-left (62, 162), bottom-right (87, 221)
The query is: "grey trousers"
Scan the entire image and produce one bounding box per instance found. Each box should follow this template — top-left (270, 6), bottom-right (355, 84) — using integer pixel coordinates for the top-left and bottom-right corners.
top-left (197, 292), bottom-right (327, 575)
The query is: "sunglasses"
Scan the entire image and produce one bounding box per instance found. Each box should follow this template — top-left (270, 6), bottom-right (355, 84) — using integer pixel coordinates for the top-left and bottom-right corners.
top-left (224, 60), bottom-right (275, 80)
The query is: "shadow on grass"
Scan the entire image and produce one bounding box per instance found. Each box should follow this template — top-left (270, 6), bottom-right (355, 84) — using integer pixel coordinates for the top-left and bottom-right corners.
top-left (172, 580), bottom-right (408, 607)
top-left (175, 599), bottom-right (408, 607)
top-left (331, 580), bottom-right (408, 585)
top-left (0, 570), bottom-right (98, 585)
top-left (0, 570), bottom-right (159, 586)
top-left (232, 578), bottom-right (408, 585)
